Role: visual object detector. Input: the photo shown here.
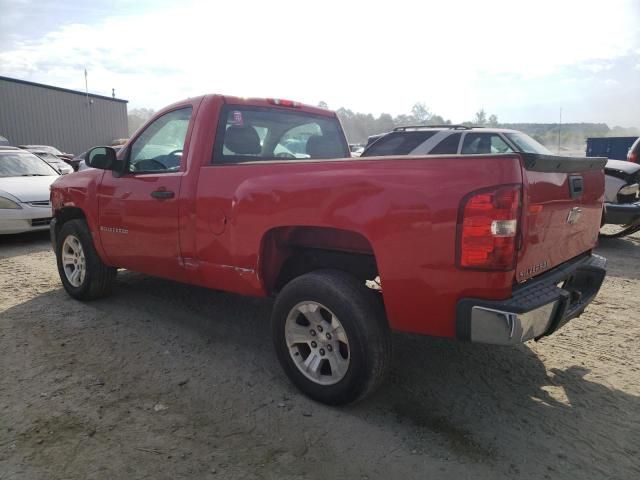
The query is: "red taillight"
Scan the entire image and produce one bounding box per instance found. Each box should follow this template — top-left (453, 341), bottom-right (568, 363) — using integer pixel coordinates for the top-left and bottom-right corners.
top-left (629, 151), bottom-right (638, 163)
top-left (457, 185), bottom-right (521, 270)
top-left (268, 98), bottom-right (300, 108)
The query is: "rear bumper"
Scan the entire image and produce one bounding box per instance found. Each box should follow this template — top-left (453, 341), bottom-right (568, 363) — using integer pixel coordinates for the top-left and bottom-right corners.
top-left (456, 253), bottom-right (606, 345)
top-left (604, 201), bottom-right (640, 225)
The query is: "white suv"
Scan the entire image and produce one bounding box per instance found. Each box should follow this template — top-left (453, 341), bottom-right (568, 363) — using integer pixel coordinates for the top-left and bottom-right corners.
top-left (361, 125), bottom-right (552, 157)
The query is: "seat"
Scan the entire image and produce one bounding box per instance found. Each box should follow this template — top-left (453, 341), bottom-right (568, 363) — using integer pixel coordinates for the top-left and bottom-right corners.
top-left (476, 136), bottom-right (492, 154)
top-left (306, 135), bottom-right (342, 159)
top-left (224, 126), bottom-right (261, 155)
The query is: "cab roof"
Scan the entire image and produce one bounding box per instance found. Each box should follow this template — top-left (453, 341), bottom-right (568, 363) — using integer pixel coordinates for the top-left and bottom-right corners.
top-left (155, 94), bottom-right (336, 118)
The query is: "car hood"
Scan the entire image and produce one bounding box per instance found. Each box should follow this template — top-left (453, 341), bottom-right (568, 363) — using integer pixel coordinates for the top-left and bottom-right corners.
top-left (0, 176), bottom-right (58, 202)
top-left (605, 159), bottom-right (640, 175)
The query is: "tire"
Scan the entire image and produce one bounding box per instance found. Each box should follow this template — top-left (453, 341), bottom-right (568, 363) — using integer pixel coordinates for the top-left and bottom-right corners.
top-left (56, 219), bottom-right (117, 300)
top-left (272, 269), bottom-right (391, 405)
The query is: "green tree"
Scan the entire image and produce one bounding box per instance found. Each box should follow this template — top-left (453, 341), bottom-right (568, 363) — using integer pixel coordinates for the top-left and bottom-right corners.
top-left (411, 102), bottom-right (432, 123)
top-left (317, 101), bottom-right (329, 109)
top-left (473, 109), bottom-right (487, 126)
top-left (488, 114), bottom-right (499, 127)
top-left (127, 108), bottom-right (155, 136)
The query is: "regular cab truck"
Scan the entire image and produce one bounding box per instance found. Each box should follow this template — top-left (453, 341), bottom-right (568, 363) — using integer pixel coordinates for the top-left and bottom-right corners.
top-left (50, 95), bottom-right (607, 404)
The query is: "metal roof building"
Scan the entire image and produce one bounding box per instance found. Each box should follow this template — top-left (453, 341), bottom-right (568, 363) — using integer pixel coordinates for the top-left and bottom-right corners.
top-left (0, 76), bottom-right (128, 155)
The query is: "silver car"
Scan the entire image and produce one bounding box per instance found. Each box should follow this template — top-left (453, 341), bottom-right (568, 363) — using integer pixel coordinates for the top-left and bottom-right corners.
top-left (0, 147), bottom-right (60, 234)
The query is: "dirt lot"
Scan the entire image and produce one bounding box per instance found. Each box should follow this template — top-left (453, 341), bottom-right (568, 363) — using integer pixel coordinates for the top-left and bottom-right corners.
top-left (1, 232), bottom-right (639, 480)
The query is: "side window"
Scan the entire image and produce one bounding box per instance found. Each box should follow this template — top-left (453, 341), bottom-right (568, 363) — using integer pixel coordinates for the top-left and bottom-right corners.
top-left (461, 133), bottom-right (514, 154)
top-left (129, 107), bottom-right (192, 173)
top-left (361, 131), bottom-right (436, 157)
top-left (429, 133), bottom-right (461, 154)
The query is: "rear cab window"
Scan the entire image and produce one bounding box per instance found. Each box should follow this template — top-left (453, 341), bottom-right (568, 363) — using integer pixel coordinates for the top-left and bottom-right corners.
top-left (361, 131), bottom-right (436, 157)
top-left (213, 106), bottom-right (349, 164)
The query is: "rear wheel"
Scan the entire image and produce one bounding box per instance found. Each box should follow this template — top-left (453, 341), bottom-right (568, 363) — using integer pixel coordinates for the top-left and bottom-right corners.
top-left (272, 269), bottom-right (391, 405)
top-left (56, 219), bottom-right (117, 300)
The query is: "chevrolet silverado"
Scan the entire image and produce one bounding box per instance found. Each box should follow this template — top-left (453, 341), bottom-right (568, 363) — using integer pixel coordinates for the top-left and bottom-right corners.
top-left (50, 95), bottom-right (607, 404)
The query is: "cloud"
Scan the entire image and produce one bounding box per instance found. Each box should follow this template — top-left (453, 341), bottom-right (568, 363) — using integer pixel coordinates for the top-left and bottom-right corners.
top-left (582, 62), bottom-right (614, 73)
top-left (0, 0), bottom-right (638, 124)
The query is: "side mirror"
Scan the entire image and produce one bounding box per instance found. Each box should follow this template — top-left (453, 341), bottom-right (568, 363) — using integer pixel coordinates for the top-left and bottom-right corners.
top-left (87, 146), bottom-right (117, 170)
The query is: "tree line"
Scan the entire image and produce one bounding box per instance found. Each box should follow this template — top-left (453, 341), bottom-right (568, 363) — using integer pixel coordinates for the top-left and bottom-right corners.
top-left (127, 103), bottom-right (639, 151)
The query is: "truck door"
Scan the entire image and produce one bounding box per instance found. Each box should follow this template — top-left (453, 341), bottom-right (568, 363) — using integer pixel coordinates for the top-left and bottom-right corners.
top-left (97, 107), bottom-right (193, 280)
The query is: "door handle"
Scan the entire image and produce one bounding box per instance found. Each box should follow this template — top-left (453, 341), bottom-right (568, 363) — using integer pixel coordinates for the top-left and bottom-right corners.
top-left (150, 190), bottom-right (175, 200)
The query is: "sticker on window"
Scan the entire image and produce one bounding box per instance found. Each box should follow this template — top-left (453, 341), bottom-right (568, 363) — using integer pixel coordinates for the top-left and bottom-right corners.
top-left (230, 111), bottom-right (244, 126)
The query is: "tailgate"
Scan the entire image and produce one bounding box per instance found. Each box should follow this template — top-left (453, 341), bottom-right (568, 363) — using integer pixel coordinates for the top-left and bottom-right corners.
top-left (516, 154), bottom-right (606, 283)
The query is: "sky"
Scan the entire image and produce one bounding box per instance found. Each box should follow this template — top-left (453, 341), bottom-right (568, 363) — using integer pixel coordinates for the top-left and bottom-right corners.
top-left (1, 0), bottom-right (639, 127)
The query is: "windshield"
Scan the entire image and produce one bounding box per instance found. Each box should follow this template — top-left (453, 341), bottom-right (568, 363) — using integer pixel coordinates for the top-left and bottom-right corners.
top-left (361, 131), bottom-right (437, 157)
top-left (504, 132), bottom-right (553, 155)
top-left (215, 106), bottom-right (349, 163)
top-left (25, 145), bottom-right (63, 155)
top-left (0, 151), bottom-right (59, 177)
top-left (32, 151), bottom-right (62, 162)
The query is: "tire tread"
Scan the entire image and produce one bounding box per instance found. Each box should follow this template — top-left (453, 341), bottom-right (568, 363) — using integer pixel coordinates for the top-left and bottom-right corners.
top-left (56, 219), bottom-right (116, 300)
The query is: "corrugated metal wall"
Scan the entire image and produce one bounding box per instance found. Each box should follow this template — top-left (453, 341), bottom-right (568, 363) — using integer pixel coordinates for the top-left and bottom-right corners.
top-left (0, 77), bottom-right (128, 155)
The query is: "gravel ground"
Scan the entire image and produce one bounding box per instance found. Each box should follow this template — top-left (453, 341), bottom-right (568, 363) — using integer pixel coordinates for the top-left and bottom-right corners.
top-left (1, 231), bottom-right (639, 480)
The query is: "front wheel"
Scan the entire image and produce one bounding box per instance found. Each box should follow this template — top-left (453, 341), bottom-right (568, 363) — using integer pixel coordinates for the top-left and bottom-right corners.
top-left (56, 219), bottom-right (117, 300)
top-left (272, 270), bottom-right (391, 405)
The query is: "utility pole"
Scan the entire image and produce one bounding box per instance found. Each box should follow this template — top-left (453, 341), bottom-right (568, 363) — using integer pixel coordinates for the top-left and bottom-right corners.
top-left (557, 107), bottom-right (562, 154)
top-left (84, 68), bottom-right (89, 107)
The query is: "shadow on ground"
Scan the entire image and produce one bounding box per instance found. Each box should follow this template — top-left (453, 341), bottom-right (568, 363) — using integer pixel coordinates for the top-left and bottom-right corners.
top-left (2, 270), bottom-right (638, 479)
top-left (0, 230), bottom-right (51, 259)
top-left (596, 233), bottom-right (640, 281)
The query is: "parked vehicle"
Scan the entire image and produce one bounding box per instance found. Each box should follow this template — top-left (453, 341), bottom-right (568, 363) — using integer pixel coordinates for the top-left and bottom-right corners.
top-left (19, 144), bottom-right (78, 170)
top-left (628, 136), bottom-right (640, 163)
top-left (0, 147), bottom-right (59, 234)
top-left (349, 144), bottom-right (365, 157)
top-left (600, 159), bottom-right (640, 237)
top-left (25, 150), bottom-right (74, 174)
top-left (361, 125), bottom-right (558, 157)
top-left (586, 136), bottom-right (638, 162)
top-left (50, 95), bottom-right (607, 405)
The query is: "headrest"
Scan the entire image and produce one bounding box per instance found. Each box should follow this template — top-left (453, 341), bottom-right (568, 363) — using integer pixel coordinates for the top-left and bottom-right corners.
top-left (224, 126), bottom-right (261, 155)
top-left (306, 135), bottom-right (342, 158)
top-left (477, 136), bottom-right (491, 154)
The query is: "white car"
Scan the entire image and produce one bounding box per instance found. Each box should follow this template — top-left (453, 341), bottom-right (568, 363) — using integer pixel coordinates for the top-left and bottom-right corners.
top-left (0, 147), bottom-right (60, 234)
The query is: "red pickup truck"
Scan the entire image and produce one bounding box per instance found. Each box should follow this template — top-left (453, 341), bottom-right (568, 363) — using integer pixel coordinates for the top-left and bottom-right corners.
top-left (50, 95), bottom-right (607, 405)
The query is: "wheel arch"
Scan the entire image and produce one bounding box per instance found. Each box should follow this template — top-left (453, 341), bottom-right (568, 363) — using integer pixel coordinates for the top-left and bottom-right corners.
top-left (259, 225), bottom-right (380, 296)
top-left (52, 206), bottom-right (87, 239)
top-left (52, 206), bottom-right (113, 266)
